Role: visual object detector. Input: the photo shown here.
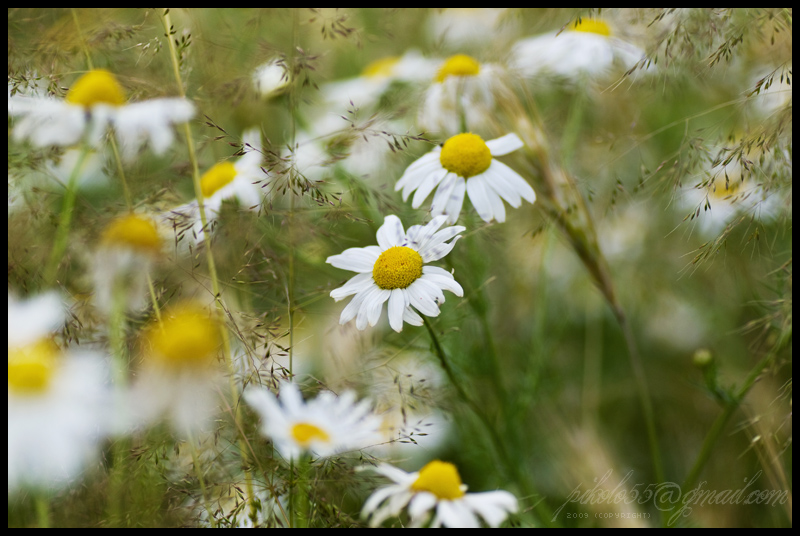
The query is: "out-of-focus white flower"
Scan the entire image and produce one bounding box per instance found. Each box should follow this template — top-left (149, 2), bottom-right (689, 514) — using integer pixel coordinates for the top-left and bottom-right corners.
top-left (130, 302), bottom-right (223, 435)
top-left (418, 54), bottom-right (510, 137)
top-left (361, 460), bottom-right (518, 528)
top-left (245, 380), bottom-right (382, 461)
top-left (92, 212), bottom-right (164, 314)
top-left (322, 50), bottom-right (437, 110)
top-left (396, 132), bottom-right (535, 224)
top-left (8, 68), bottom-right (194, 160)
top-left (169, 128), bottom-right (266, 243)
top-left (510, 18), bottom-right (650, 82)
top-left (679, 147), bottom-right (782, 236)
top-left (8, 292), bottom-right (111, 493)
top-left (427, 8), bottom-right (516, 51)
top-left (327, 215), bottom-right (464, 332)
top-left (253, 58), bottom-right (290, 99)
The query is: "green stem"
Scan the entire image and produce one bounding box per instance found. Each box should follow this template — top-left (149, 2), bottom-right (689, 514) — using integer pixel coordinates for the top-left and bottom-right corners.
top-left (187, 432), bottom-right (217, 528)
top-left (44, 143), bottom-right (91, 285)
top-left (160, 7), bottom-right (256, 522)
top-left (35, 493), bottom-right (50, 528)
top-left (664, 334), bottom-right (789, 527)
top-left (422, 317), bottom-right (557, 527)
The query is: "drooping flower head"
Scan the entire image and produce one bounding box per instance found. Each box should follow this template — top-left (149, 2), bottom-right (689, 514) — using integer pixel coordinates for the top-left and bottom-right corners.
top-left (326, 215), bottom-right (464, 332)
top-left (419, 54), bottom-right (508, 136)
top-left (362, 460), bottom-right (518, 528)
top-left (510, 17), bottom-right (651, 81)
top-left (245, 381), bottom-right (382, 460)
top-left (396, 132), bottom-right (535, 224)
top-left (93, 212), bottom-right (165, 313)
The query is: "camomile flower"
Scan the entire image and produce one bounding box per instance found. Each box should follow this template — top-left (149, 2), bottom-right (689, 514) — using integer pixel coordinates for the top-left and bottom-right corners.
top-left (169, 128), bottom-right (266, 243)
top-left (322, 50), bottom-right (437, 110)
top-left (8, 68), bottom-right (194, 159)
top-left (326, 215), bottom-right (464, 332)
top-left (426, 8), bottom-right (517, 51)
top-left (510, 17), bottom-right (650, 82)
top-left (361, 460), bottom-right (518, 528)
top-left (396, 132), bottom-right (535, 224)
top-left (92, 212), bottom-right (164, 314)
top-left (244, 381), bottom-right (382, 461)
top-left (418, 54), bottom-right (509, 136)
top-left (253, 58), bottom-right (290, 99)
top-left (8, 292), bottom-right (111, 493)
top-left (130, 302), bottom-right (224, 435)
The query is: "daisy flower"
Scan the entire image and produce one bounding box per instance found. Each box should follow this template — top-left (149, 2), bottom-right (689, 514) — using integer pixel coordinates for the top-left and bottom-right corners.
top-left (130, 302), bottom-right (223, 435)
top-left (169, 128), bottom-right (266, 243)
top-left (361, 460), bottom-right (518, 528)
top-left (244, 381), bottom-right (382, 460)
top-left (418, 53), bottom-right (509, 136)
top-left (8, 68), bottom-right (194, 159)
top-left (8, 292), bottom-right (111, 492)
top-left (396, 132), bottom-right (535, 224)
top-left (322, 50), bottom-right (437, 110)
top-left (510, 17), bottom-right (650, 82)
top-left (253, 58), bottom-right (290, 99)
top-left (426, 8), bottom-right (517, 51)
top-left (92, 212), bottom-right (164, 314)
top-left (326, 215), bottom-right (464, 332)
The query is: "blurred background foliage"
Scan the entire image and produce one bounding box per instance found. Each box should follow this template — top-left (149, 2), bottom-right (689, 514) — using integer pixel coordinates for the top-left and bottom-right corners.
top-left (8, 8), bottom-right (791, 528)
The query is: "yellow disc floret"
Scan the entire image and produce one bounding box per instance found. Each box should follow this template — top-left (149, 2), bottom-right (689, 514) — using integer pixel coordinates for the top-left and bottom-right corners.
top-left (146, 304), bottom-right (220, 370)
top-left (435, 54), bottom-right (481, 83)
top-left (362, 56), bottom-right (401, 79)
top-left (66, 69), bottom-right (126, 108)
top-left (572, 18), bottom-right (612, 37)
top-left (8, 339), bottom-right (59, 395)
top-left (372, 246), bottom-right (423, 290)
top-left (439, 133), bottom-right (492, 178)
top-left (200, 161), bottom-right (238, 198)
top-left (291, 422), bottom-right (331, 446)
top-left (101, 214), bottom-right (162, 255)
top-left (411, 460), bottom-right (466, 500)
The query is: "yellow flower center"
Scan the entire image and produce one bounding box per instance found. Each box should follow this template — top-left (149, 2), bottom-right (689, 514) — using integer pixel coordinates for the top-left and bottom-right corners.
top-left (411, 460), bottom-right (466, 500)
top-left (65, 69), bottom-right (126, 108)
top-left (372, 246), bottom-right (423, 290)
top-left (8, 339), bottom-right (59, 395)
top-left (439, 133), bottom-right (492, 178)
top-left (200, 161), bottom-right (238, 198)
top-left (435, 54), bottom-right (481, 83)
top-left (291, 422), bottom-right (331, 446)
top-left (571, 18), bottom-right (612, 36)
top-left (711, 179), bottom-right (741, 199)
top-left (146, 305), bottom-right (220, 370)
top-left (361, 56), bottom-right (401, 79)
top-left (101, 214), bottom-right (162, 255)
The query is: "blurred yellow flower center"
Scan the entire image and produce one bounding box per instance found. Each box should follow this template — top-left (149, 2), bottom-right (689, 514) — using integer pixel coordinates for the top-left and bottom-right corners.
top-left (435, 54), bottom-right (481, 83)
top-left (8, 339), bottom-right (58, 395)
top-left (66, 69), bottom-right (126, 108)
top-left (362, 56), bottom-right (401, 79)
top-left (711, 179), bottom-right (741, 199)
top-left (200, 161), bottom-right (238, 198)
top-left (101, 214), bottom-right (162, 254)
top-left (439, 133), bottom-right (492, 178)
top-left (147, 306), bottom-right (220, 370)
top-left (291, 422), bottom-right (331, 446)
top-left (411, 460), bottom-right (466, 500)
top-left (572, 18), bottom-right (612, 36)
top-left (372, 246), bottom-right (423, 290)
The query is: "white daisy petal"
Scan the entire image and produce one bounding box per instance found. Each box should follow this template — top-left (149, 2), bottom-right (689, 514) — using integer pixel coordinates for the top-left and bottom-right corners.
top-left (411, 168), bottom-right (449, 209)
top-left (490, 160), bottom-right (536, 203)
top-left (376, 215), bottom-right (405, 250)
top-left (486, 133), bottom-right (524, 156)
top-left (388, 288), bottom-right (407, 332)
top-left (465, 176), bottom-right (495, 222)
top-left (330, 272), bottom-right (375, 301)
